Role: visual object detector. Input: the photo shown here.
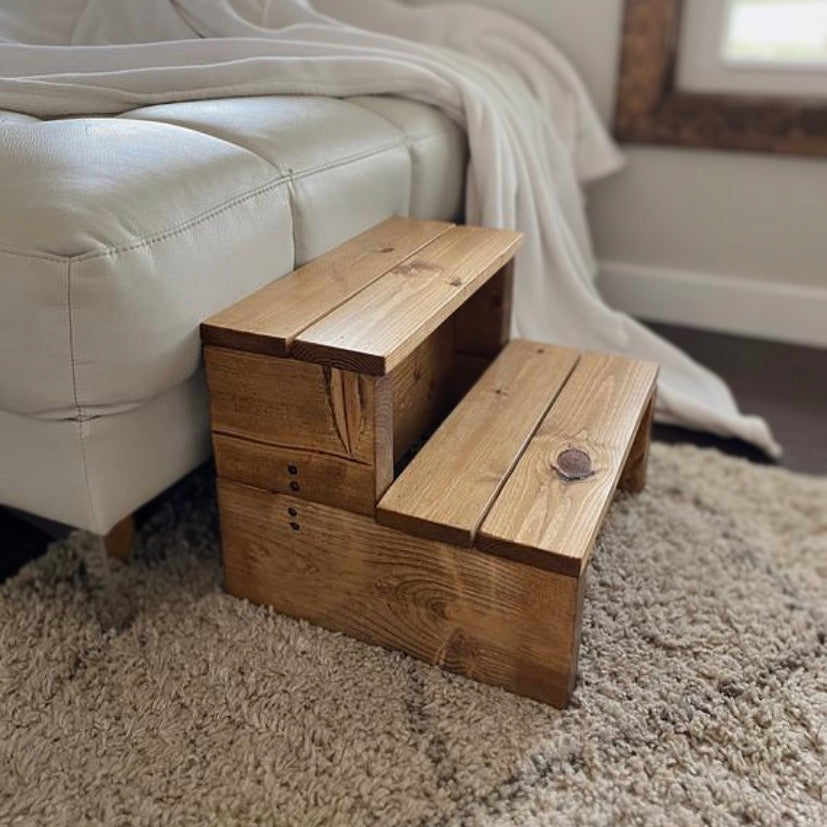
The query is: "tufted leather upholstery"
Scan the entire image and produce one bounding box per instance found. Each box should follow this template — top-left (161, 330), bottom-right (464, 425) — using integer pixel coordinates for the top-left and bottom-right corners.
top-left (0, 94), bottom-right (466, 531)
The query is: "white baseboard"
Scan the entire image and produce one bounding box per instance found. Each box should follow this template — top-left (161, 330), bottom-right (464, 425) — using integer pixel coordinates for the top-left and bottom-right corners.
top-left (597, 260), bottom-right (827, 348)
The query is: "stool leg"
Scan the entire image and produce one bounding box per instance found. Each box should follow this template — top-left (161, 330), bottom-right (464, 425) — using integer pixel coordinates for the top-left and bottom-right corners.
top-left (102, 514), bottom-right (135, 561)
top-left (619, 394), bottom-right (654, 494)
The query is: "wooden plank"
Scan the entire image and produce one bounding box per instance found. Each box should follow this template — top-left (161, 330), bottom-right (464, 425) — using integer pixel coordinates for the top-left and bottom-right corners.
top-left (213, 433), bottom-right (378, 515)
top-left (476, 353), bottom-right (659, 576)
top-left (377, 341), bottom-right (581, 546)
top-left (201, 217), bottom-right (453, 356)
top-left (204, 345), bottom-right (376, 464)
top-left (618, 392), bottom-right (655, 493)
top-left (373, 375), bottom-right (395, 502)
top-left (453, 260), bottom-right (514, 357)
top-left (292, 225), bottom-right (523, 375)
top-left (391, 316), bottom-right (468, 466)
top-left (218, 480), bottom-right (583, 708)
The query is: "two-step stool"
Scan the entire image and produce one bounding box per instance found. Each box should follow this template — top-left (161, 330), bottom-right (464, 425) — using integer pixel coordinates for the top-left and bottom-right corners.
top-left (201, 217), bottom-right (658, 708)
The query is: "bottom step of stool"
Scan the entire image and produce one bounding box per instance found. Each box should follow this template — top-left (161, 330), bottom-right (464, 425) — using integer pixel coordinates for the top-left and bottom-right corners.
top-left (216, 341), bottom-right (658, 707)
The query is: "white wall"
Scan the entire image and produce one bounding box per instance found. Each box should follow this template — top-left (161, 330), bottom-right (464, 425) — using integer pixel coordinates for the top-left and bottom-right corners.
top-left (408, 0), bottom-right (827, 344)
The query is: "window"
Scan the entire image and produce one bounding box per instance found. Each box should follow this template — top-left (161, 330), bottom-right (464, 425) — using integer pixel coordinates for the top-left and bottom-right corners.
top-left (725, 0), bottom-right (827, 63)
top-left (613, 0), bottom-right (827, 156)
top-left (678, 0), bottom-right (827, 98)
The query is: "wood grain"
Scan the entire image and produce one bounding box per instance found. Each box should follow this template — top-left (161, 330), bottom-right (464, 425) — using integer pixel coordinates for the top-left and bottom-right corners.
top-left (213, 433), bottom-right (378, 515)
top-left (218, 479), bottom-right (583, 708)
top-left (292, 225), bottom-right (523, 374)
top-left (204, 345), bottom-right (376, 464)
top-left (201, 217), bottom-right (453, 355)
top-left (618, 392), bottom-right (655, 493)
top-left (373, 374), bottom-right (395, 502)
top-left (477, 353), bottom-right (659, 576)
top-left (377, 341), bottom-right (580, 546)
top-left (453, 261), bottom-right (514, 357)
top-left (389, 316), bottom-right (477, 467)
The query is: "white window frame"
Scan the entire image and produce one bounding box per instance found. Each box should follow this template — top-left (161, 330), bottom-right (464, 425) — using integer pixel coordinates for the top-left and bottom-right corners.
top-left (676, 0), bottom-right (827, 99)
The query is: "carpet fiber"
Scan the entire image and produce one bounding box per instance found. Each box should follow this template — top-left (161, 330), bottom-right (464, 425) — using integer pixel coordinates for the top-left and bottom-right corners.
top-left (1, 444), bottom-right (825, 825)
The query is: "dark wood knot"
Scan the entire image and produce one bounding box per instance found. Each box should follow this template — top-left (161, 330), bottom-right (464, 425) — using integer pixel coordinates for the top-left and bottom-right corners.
top-left (552, 448), bottom-right (594, 482)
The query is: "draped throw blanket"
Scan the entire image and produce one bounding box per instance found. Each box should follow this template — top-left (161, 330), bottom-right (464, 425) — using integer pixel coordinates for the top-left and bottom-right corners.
top-left (0, 0), bottom-right (779, 455)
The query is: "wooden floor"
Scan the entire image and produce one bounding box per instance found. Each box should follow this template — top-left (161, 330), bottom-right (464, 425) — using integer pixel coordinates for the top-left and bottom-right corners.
top-left (648, 322), bottom-right (826, 476)
top-left (2, 322), bottom-right (824, 582)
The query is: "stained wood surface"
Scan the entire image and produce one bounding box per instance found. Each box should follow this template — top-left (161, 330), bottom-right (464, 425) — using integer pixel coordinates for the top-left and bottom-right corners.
top-left (213, 433), bottom-right (378, 515)
top-left (219, 480), bottom-right (583, 707)
top-left (201, 217), bottom-right (453, 355)
top-left (389, 317), bottom-right (480, 466)
top-left (373, 374), bottom-right (395, 502)
top-left (292, 225), bottom-right (523, 374)
top-left (204, 345), bottom-right (376, 464)
top-left (618, 393), bottom-right (655, 493)
top-left (377, 340), bottom-right (580, 546)
top-left (453, 261), bottom-right (514, 357)
top-left (477, 353), bottom-right (659, 575)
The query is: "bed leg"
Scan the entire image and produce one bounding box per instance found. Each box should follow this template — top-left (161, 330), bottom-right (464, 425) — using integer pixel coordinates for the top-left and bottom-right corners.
top-left (102, 514), bottom-right (135, 561)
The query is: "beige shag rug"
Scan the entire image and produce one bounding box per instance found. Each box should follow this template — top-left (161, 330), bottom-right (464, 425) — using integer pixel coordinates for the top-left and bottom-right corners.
top-left (1, 444), bottom-right (825, 826)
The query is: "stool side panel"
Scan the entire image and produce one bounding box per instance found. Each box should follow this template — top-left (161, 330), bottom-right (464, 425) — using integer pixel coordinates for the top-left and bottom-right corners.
top-left (204, 345), bottom-right (376, 465)
top-left (453, 261), bottom-right (514, 357)
top-left (218, 479), bottom-right (582, 708)
top-left (389, 316), bottom-right (488, 468)
top-left (619, 393), bottom-right (656, 493)
top-left (373, 373), bottom-right (395, 502)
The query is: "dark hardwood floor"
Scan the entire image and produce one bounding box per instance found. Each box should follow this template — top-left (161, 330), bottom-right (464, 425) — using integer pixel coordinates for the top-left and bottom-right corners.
top-left (2, 322), bottom-right (824, 582)
top-left (648, 322), bottom-right (827, 476)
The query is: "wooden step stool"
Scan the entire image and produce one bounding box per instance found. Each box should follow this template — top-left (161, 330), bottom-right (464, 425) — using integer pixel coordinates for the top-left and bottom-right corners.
top-left (201, 217), bottom-right (658, 708)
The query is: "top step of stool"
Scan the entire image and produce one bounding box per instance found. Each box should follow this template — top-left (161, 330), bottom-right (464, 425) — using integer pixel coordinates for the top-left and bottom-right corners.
top-left (202, 217), bottom-right (522, 374)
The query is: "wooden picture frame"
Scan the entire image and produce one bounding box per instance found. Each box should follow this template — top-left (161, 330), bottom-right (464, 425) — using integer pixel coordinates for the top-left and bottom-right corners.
top-left (613, 0), bottom-right (827, 156)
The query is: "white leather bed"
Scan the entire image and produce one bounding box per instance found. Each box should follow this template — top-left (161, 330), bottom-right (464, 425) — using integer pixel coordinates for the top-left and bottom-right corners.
top-left (0, 94), bottom-right (466, 533)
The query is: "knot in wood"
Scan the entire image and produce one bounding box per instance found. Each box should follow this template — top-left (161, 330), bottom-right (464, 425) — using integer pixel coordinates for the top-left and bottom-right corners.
top-left (396, 261), bottom-right (441, 278)
top-left (552, 448), bottom-right (593, 482)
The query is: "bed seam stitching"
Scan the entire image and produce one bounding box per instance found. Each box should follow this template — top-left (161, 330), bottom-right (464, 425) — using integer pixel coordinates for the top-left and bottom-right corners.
top-left (66, 258), bottom-right (101, 532)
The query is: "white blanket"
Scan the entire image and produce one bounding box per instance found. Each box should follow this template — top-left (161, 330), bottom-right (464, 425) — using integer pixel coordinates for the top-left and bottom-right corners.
top-left (0, 0), bottom-right (779, 455)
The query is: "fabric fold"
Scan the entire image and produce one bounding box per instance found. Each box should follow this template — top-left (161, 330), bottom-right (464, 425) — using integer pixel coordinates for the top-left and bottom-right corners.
top-left (0, 0), bottom-right (780, 455)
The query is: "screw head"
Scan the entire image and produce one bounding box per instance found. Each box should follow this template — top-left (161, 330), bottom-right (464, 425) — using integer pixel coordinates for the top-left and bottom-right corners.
top-left (287, 465), bottom-right (298, 475)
